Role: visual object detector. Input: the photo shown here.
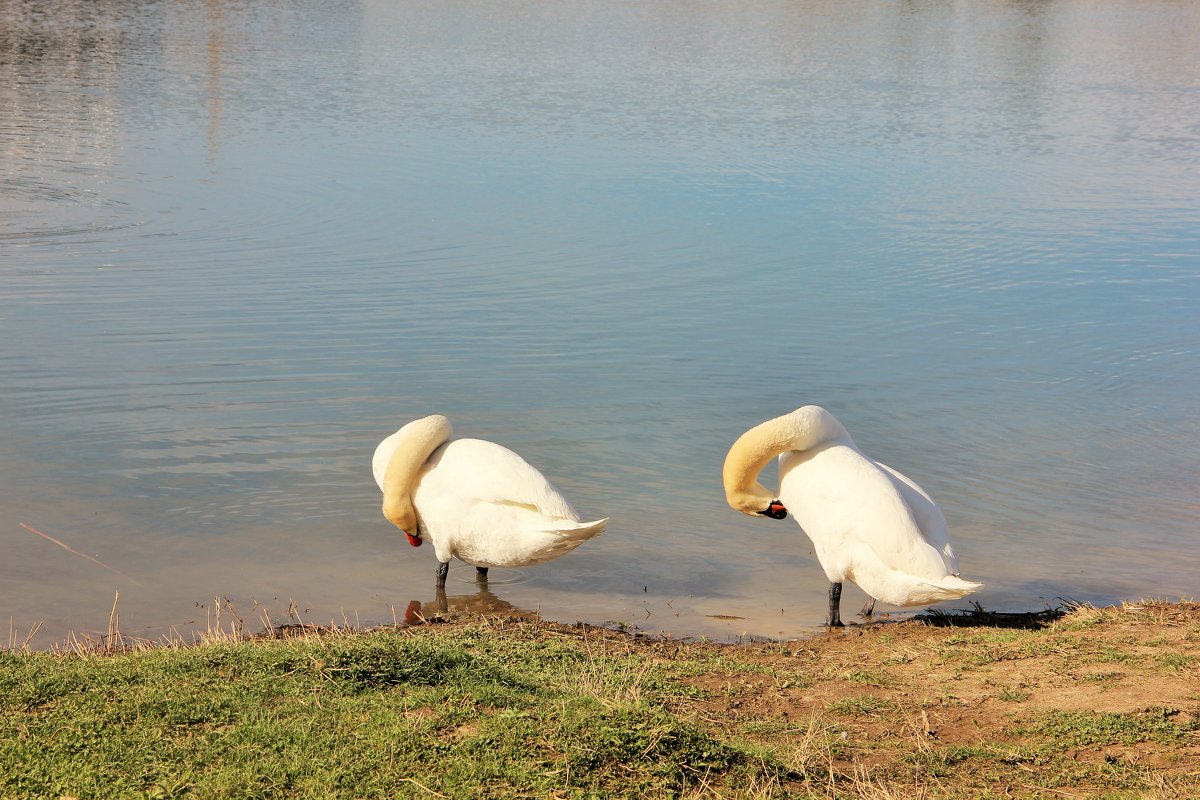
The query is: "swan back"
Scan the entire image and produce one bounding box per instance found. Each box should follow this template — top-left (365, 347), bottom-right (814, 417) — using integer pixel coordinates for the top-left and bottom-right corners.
top-left (420, 438), bottom-right (579, 520)
top-left (779, 445), bottom-right (947, 578)
top-left (412, 439), bottom-right (607, 567)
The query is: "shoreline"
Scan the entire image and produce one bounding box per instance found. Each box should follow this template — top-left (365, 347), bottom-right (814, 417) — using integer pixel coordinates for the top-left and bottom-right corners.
top-left (10, 591), bottom-right (1074, 656)
top-left (3, 599), bottom-right (1197, 798)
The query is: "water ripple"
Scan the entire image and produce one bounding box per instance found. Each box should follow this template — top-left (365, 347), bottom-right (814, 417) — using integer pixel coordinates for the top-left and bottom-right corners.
top-left (3, 0), bottom-right (1199, 646)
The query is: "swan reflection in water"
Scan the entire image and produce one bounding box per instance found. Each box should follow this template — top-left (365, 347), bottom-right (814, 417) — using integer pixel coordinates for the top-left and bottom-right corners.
top-left (401, 582), bottom-right (526, 625)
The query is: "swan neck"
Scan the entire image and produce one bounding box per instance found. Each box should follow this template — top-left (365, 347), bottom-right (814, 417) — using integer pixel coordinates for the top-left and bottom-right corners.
top-left (381, 415), bottom-right (453, 531)
top-left (722, 406), bottom-right (845, 515)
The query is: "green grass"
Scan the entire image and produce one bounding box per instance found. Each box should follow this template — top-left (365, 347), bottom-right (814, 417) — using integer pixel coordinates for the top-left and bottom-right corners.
top-left (0, 629), bottom-right (786, 800)
top-left (841, 669), bottom-right (888, 686)
top-left (1156, 652), bottom-right (1195, 674)
top-left (3, 602), bottom-right (1199, 800)
top-left (1080, 670), bottom-right (1125, 684)
top-left (1094, 646), bottom-right (1140, 665)
top-left (826, 695), bottom-right (893, 718)
top-left (995, 687), bottom-right (1030, 703)
top-left (1017, 708), bottom-right (1196, 748)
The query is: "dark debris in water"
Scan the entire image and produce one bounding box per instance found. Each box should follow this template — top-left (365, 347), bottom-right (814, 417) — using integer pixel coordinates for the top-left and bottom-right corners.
top-left (915, 601), bottom-right (1066, 629)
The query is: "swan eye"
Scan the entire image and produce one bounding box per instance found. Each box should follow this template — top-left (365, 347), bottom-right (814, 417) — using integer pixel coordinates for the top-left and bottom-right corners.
top-left (759, 501), bottom-right (788, 520)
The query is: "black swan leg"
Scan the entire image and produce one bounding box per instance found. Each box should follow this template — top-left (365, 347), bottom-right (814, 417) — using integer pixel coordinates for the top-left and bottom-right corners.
top-left (827, 581), bottom-right (845, 628)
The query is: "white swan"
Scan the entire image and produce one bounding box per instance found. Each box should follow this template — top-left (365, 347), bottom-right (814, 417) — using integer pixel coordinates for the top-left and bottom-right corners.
top-left (373, 414), bottom-right (607, 586)
top-left (722, 405), bottom-right (982, 626)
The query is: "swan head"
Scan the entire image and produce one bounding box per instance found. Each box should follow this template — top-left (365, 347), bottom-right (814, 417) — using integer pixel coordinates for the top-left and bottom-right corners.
top-left (724, 484), bottom-right (789, 519)
top-left (723, 422), bottom-right (789, 519)
top-left (381, 493), bottom-right (422, 547)
top-left (380, 445), bottom-right (423, 546)
top-left (759, 500), bottom-right (788, 519)
top-left (375, 414), bottom-right (453, 546)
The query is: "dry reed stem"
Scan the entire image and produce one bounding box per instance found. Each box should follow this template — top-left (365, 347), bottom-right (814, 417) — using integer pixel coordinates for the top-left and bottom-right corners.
top-left (396, 777), bottom-right (448, 798)
top-left (1016, 784), bottom-right (1088, 799)
top-left (898, 704), bottom-right (934, 756)
top-left (847, 764), bottom-right (930, 800)
top-left (6, 618), bottom-right (44, 653)
top-left (106, 591), bottom-right (122, 653)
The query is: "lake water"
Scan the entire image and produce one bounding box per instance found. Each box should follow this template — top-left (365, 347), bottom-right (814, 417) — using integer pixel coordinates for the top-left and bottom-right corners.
top-left (3, 0), bottom-right (1198, 648)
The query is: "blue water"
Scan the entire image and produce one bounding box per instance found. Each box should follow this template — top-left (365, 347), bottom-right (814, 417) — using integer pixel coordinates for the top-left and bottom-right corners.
top-left (3, 0), bottom-right (1198, 646)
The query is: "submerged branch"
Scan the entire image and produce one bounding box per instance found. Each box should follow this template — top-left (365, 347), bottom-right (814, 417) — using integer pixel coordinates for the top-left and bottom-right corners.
top-left (18, 522), bottom-right (143, 586)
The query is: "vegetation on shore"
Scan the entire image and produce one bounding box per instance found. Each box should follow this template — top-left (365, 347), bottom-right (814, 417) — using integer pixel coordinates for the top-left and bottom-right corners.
top-left (2, 600), bottom-right (1197, 799)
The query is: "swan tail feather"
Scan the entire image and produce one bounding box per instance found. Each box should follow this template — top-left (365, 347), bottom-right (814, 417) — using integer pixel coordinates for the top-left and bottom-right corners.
top-left (541, 517), bottom-right (608, 540)
top-left (919, 575), bottom-right (984, 601)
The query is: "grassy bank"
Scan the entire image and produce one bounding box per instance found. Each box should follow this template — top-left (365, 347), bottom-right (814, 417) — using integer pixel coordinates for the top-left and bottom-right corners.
top-left (2, 601), bottom-right (1197, 799)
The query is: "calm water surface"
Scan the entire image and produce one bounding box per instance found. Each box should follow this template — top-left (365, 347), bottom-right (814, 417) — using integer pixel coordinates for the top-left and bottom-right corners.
top-left (3, 0), bottom-right (1198, 647)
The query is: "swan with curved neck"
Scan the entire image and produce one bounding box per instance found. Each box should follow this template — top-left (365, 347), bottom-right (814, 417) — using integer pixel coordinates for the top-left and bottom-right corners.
top-left (723, 405), bottom-right (982, 627)
top-left (380, 414), bottom-right (453, 547)
top-left (373, 414), bottom-right (607, 587)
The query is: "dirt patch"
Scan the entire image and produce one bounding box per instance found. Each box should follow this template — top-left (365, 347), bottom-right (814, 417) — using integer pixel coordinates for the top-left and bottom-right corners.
top-left (405, 599), bottom-right (1200, 797)
top-left (682, 600), bottom-right (1200, 795)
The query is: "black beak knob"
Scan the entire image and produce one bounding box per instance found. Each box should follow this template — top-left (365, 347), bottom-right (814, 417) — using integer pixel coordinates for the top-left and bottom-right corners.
top-left (758, 501), bottom-right (788, 520)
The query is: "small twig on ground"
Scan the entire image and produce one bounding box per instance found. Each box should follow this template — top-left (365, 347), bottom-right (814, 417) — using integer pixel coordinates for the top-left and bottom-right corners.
top-left (397, 777), bottom-right (449, 797)
top-left (1018, 785), bottom-right (1088, 799)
